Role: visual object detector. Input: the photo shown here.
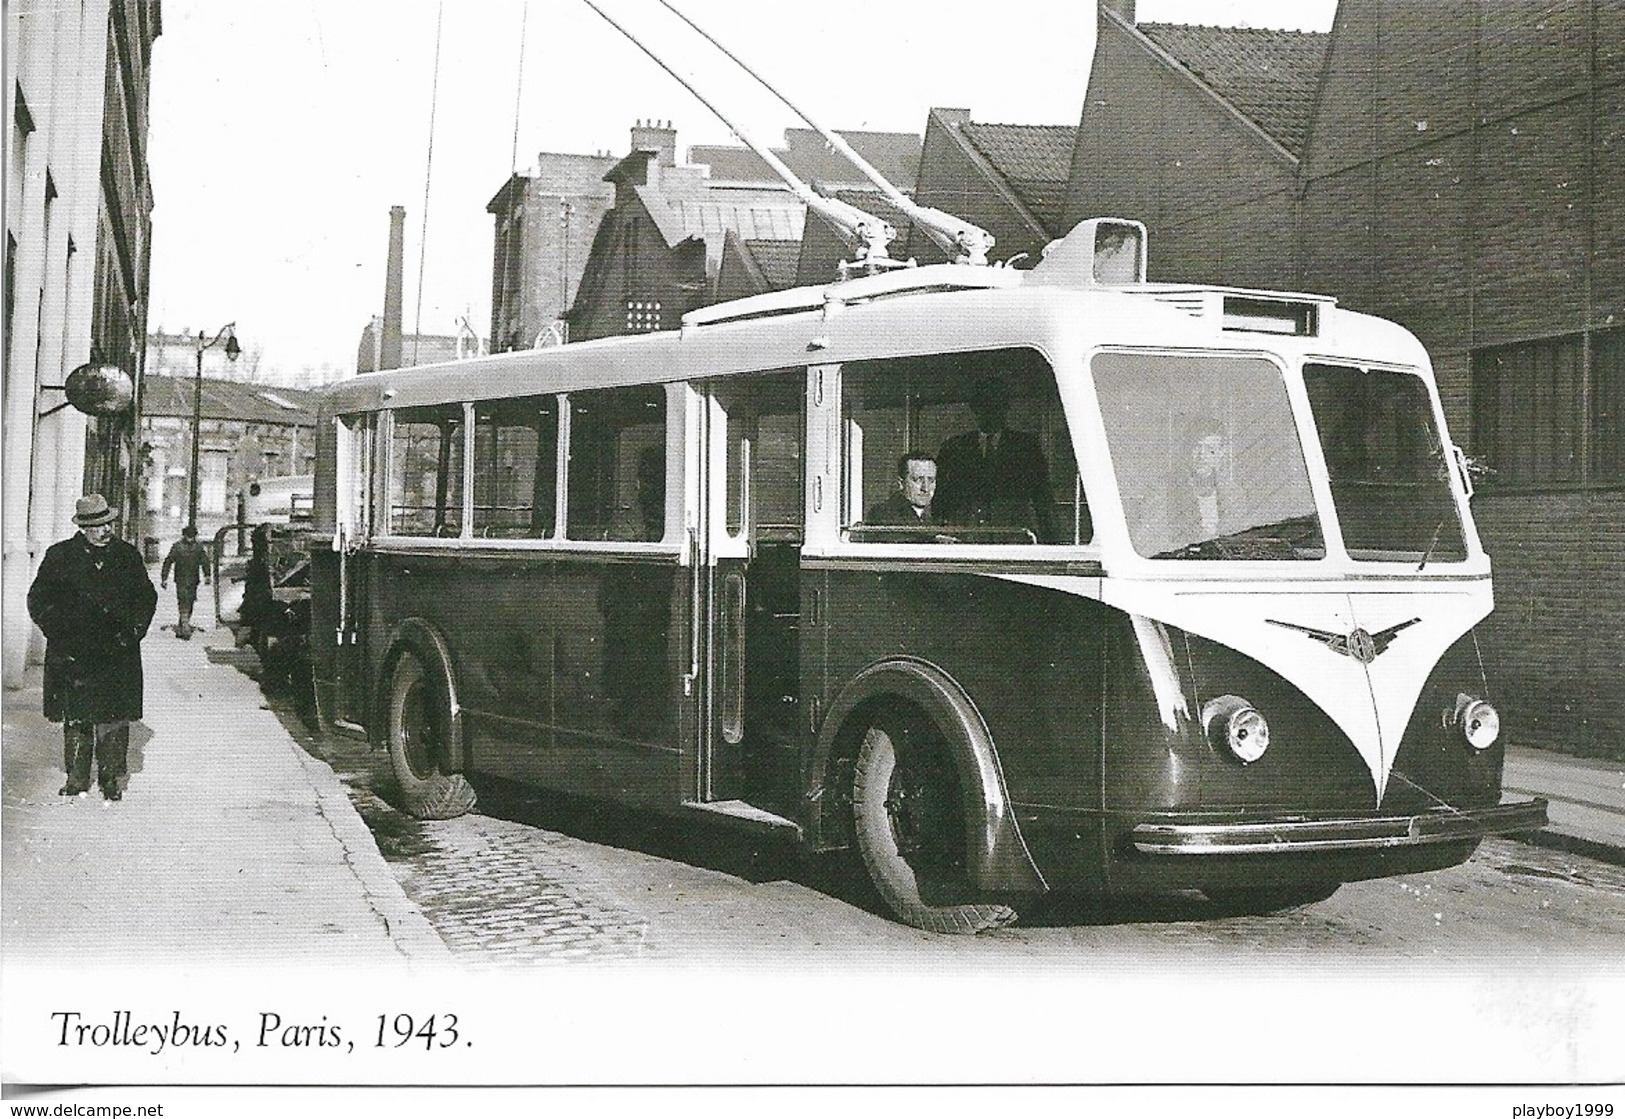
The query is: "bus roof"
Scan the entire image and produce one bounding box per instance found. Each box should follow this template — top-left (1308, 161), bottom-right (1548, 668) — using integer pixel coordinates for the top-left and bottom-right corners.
top-left (320, 233), bottom-right (1424, 416)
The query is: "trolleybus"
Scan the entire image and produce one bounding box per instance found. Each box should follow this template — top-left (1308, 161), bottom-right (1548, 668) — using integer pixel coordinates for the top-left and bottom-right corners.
top-left (309, 218), bottom-right (1546, 932)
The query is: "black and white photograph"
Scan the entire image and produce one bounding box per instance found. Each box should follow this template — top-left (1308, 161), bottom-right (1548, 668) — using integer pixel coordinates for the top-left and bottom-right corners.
top-left (3, 0), bottom-right (1622, 1114)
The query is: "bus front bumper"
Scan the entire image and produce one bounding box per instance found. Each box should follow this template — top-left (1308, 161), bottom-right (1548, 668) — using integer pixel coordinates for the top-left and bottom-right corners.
top-left (1130, 798), bottom-right (1548, 856)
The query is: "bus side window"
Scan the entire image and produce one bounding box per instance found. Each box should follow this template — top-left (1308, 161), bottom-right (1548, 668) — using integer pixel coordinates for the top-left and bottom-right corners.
top-left (388, 404), bottom-right (465, 537)
top-left (565, 385), bottom-right (667, 542)
top-left (719, 370), bottom-right (804, 543)
top-left (473, 396), bottom-right (558, 539)
top-left (842, 348), bottom-right (1090, 544)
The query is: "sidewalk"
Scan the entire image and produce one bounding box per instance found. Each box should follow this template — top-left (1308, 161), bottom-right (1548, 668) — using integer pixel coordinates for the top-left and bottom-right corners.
top-left (0, 568), bottom-right (449, 970)
top-left (1504, 742), bottom-right (1625, 866)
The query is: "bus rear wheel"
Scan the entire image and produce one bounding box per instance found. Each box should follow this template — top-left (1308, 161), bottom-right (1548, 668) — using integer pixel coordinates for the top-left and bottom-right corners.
top-left (852, 722), bottom-right (1020, 934)
top-left (386, 653), bottom-right (476, 820)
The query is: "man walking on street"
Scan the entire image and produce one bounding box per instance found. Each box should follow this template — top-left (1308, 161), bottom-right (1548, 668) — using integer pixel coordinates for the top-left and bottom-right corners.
top-left (26, 494), bottom-right (158, 801)
top-left (160, 524), bottom-right (210, 639)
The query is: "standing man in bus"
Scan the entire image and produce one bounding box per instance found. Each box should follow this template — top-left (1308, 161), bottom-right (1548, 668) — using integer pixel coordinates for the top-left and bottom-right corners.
top-left (160, 524), bottom-right (211, 639)
top-left (27, 494), bottom-right (158, 801)
top-left (936, 377), bottom-right (1056, 541)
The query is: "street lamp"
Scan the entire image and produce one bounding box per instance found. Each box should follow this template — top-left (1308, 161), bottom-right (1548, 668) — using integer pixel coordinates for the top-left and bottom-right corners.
top-left (188, 323), bottom-right (240, 528)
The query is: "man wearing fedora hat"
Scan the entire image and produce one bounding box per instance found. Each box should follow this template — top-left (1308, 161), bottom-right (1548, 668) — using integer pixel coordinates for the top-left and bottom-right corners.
top-left (26, 494), bottom-right (158, 801)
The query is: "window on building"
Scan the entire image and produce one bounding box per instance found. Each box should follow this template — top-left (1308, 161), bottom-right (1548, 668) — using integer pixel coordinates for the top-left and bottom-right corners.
top-left (565, 385), bottom-right (666, 541)
top-left (626, 300), bottom-right (663, 333)
top-left (473, 395), bottom-right (558, 538)
top-left (1471, 328), bottom-right (1623, 489)
top-left (387, 404), bottom-right (465, 536)
top-left (1593, 329), bottom-right (1625, 484)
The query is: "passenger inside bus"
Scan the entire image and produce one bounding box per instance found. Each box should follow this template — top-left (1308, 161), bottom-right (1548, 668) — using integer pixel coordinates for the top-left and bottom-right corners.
top-left (865, 452), bottom-right (939, 525)
top-left (843, 349), bottom-right (1089, 545)
top-left (934, 376), bottom-right (1057, 542)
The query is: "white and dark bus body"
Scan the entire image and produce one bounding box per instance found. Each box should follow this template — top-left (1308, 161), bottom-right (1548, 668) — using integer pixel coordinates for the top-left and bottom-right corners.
top-left (309, 220), bottom-right (1545, 931)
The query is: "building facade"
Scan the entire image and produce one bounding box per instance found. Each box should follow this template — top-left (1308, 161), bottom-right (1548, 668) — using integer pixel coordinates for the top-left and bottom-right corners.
top-left (566, 124), bottom-right (804, 342)
top-left (1069, 0), bottom-right (1624, 756)
top-left (4, 0), bottom-right (162, 686)
top-left (486, 150), bottom-right (619, 353)
top-left (136, 373), bottom-right (317, 544)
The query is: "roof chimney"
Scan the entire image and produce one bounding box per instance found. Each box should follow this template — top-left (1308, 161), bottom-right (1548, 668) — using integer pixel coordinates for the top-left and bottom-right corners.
top-left (1099, 0), bottom-right (1134, 23)
top-left (630, 118), bottom-right (677, 167)
top-left (381, 205), bottom-right (405, 370)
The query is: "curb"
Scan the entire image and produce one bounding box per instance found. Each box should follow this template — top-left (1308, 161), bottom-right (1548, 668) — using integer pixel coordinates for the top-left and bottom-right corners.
top-left (278, 717), bottom-right (455, 967)
top-left (1510, 828), bottom-right (1625, 869)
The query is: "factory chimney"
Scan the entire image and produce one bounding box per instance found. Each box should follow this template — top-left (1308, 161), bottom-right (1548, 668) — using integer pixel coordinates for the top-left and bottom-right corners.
top-left (381, 205), bottom-right (406, 370)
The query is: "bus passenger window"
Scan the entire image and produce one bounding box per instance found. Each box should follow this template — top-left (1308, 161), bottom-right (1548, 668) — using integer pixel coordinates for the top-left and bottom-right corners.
top-left (473, 396), bottom-right (558, 538)
top-left (842, 348), bottom-right (1090, 545)
top-left (388, 404), bottom-right (465, 537)
top-left (565, 386), bottom-right (667, 542)
top-left (717, 370), bottom-right (804, 541)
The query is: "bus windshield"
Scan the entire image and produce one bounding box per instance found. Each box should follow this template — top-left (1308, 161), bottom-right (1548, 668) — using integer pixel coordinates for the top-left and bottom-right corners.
top-left (1304, 363), bottom-right (1466, 562)
top-left (1093, 352), bottom-right (1325, 560)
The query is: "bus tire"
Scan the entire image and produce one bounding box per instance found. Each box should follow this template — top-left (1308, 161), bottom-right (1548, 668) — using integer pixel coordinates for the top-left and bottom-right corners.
top-left (386, 653), bottom-right (476, 821)
top-left (852, 722), bottom-right (1020, 934)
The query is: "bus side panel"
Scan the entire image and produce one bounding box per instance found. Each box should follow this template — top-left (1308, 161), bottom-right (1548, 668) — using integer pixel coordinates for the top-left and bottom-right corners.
top-left (1106, 628), bottom-right (1374, 817)
top-left (365, 550), bottom-right (683, 809)
top-left (814, 567), bottom-right (1109, 888)
top-left (527, 553), bottom-right (681, 807)
top-left (1383, 626), bottom-right (1505, 814)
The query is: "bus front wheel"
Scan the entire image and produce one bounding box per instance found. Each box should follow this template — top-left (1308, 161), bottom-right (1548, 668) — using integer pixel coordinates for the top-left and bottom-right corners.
top-left (852, 722), bottom-right (1020, 934)
top-left (386, 654), bottom-right (476, 821)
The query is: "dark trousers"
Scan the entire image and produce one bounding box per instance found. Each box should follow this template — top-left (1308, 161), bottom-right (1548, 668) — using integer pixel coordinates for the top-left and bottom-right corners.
top-left (176, 586), bottom-right (199, 636)
top-left (63, 720), bottom-right (129, 795)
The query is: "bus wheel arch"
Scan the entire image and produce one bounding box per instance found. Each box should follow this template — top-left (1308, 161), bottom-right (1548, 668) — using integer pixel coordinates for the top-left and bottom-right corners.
top-left (814, 660), bottom-right (1045, 931)
top-left (378, 620), bottom-right (476, 821)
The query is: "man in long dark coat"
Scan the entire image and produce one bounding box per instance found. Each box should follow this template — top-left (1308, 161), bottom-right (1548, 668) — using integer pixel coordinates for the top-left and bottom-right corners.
top-left (27, 494), bottom-right (158, 800)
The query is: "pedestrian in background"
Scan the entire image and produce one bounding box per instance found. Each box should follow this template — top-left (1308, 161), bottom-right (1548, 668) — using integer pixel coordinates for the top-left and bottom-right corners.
top-left (26, 494), bottom-right (158, 801)
top-left (160, 523), bottom-right (211, 639)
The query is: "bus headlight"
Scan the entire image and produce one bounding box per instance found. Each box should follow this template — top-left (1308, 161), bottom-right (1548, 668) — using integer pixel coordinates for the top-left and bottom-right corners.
top-left (1452, 694), bottom-right (1500, 750)
top-left (1203, 695), bottom-right (1270, 764)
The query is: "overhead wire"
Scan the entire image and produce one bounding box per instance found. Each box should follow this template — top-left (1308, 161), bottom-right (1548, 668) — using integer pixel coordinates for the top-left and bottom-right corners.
top-left (412, 2), bottom-right (445, 368)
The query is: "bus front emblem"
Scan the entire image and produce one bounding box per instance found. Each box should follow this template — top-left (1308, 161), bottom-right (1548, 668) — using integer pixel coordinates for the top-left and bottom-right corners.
top-left (1266, 617), bottom-right (1421, 664)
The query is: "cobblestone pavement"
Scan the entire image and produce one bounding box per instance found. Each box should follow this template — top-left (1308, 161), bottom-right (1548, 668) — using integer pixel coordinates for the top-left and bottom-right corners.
top-left (291, 722), bottom-right (652, 966)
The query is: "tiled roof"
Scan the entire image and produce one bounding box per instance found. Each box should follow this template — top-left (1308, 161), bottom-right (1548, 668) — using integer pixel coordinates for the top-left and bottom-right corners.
top-left (142, 375), bottom-right (318, 425)
top-left (960, 123), bottom-right (1077, 231)
top-left (742, 239), bottom-right (803, 290)
top-left (1138, 23), bottom-right (1329, 157)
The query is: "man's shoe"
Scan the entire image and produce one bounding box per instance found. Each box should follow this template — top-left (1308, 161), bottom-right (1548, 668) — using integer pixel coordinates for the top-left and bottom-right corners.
top-left (102, 787), bottom-right (122, 802)
top-left (59, 782), bottom-right (89, 797)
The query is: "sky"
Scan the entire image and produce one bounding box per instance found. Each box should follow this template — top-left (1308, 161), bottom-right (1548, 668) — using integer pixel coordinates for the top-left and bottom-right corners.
top-left (143, 0), bottom-right (1337, 385)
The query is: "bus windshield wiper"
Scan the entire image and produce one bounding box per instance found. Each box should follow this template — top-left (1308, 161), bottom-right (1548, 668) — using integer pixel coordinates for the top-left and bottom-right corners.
top-left (1416, 519), bottom-right (1447, 571)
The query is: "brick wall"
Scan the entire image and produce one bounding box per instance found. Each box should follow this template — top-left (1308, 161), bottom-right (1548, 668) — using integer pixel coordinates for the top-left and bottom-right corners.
top-left (1472, 490), bottom-right (1625, 757)
top-left (1064, 18), bottom-right (1301, 286)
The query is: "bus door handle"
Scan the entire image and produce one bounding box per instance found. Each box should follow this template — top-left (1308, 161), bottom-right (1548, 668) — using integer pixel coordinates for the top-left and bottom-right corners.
top-left (684, 528), bottom-right (701, 696)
